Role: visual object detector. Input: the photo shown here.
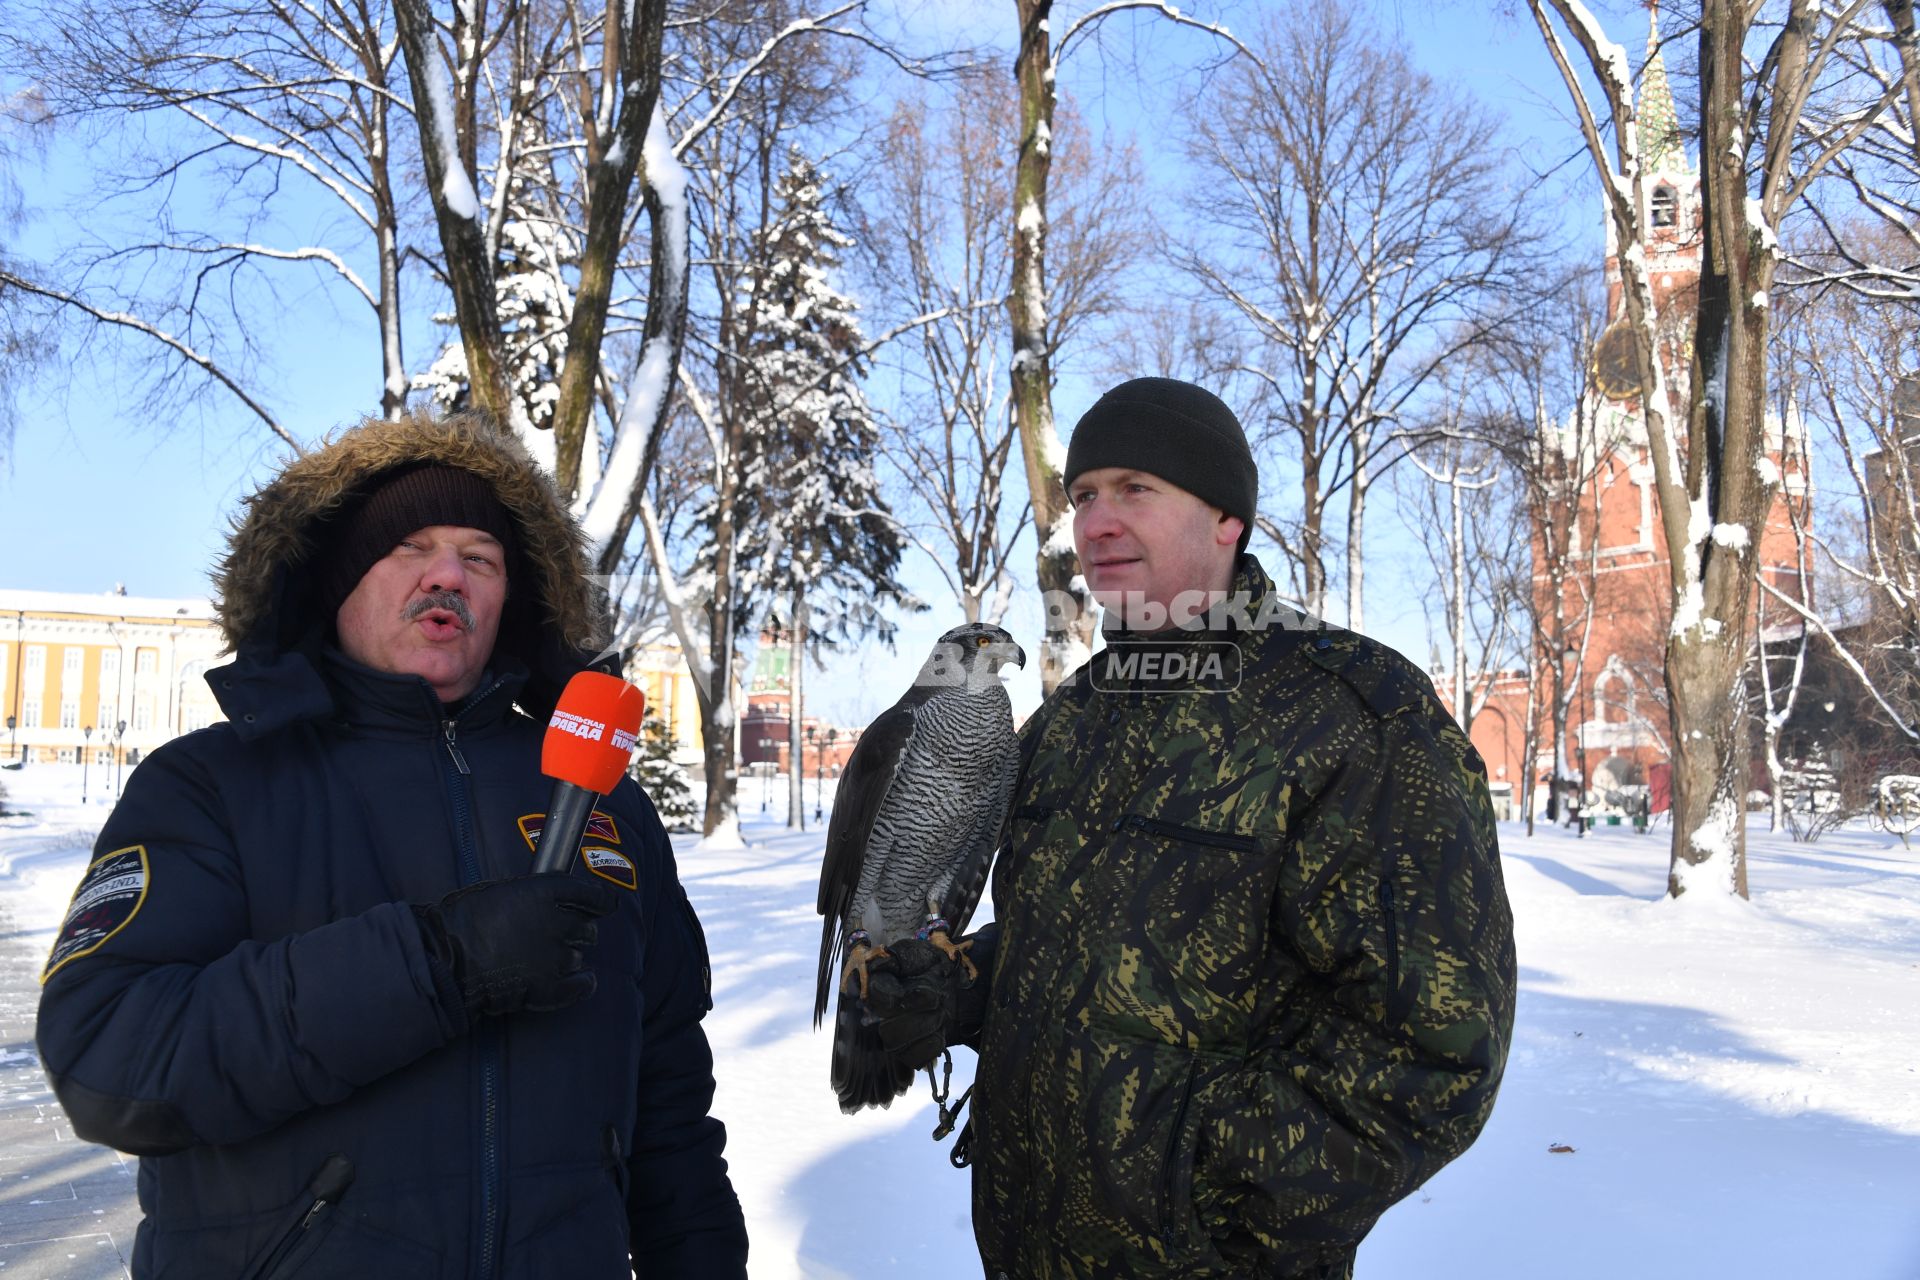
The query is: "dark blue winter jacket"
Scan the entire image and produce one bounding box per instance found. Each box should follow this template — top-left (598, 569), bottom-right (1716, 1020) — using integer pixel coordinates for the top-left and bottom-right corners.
top-left (34, 413), bottom-right (747, 1279)
top-left (36, 647), bottom-right (747, 1278)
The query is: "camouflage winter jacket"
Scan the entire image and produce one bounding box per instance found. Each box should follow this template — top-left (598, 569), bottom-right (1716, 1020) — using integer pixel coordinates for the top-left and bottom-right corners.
top-left (970, 555), bottom-right (1516, 1280)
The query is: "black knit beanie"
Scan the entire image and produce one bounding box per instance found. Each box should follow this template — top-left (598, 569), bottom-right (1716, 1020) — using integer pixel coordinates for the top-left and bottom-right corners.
top-left (1064, 377), bottom-right (1258, 553)
top-left (317, 463), bottom-right (521, 619)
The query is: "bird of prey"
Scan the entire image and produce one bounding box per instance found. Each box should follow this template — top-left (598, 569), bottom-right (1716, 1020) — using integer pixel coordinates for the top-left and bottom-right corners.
top-left (814, 622), bottom-right (1026, 1113)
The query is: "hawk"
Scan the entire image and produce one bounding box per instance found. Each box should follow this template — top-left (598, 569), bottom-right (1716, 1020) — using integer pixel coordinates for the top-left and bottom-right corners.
top-left (814, 622), bottom-right (1026, 1113)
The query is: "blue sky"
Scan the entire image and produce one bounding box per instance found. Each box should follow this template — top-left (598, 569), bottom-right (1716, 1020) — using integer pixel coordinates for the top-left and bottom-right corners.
top-left (0, 0), bottom-right (1642, 721)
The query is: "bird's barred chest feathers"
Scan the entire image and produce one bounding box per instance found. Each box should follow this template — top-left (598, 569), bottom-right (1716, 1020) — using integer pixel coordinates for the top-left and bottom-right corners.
top-left (854, 687), bottom-right (1016, 930)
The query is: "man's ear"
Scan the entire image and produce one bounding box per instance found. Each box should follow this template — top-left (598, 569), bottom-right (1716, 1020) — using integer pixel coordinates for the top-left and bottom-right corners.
top-left (1217, 512), bottom-right (1246, 548)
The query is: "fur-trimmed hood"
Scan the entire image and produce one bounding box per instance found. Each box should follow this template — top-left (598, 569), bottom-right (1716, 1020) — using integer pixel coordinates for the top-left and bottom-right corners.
top-left (210, 411), bottom-right (605, 723)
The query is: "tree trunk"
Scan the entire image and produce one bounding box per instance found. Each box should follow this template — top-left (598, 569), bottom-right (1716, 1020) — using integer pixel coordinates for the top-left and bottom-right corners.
top-left (789, 591), bottom-right (806, 830)
top-left (1663, 636), bottom-right (1751, 895)
top-left (1299, 455), bottom-right (1326, 617)
top-left (552, 0), bottom-right (667, 502)
top-left (390, 0), bottom-right (511, 424)
top-left (1661, 3), bottom-right (1776, 899)
top-left (700, 438), bottom-right (742, 837)
top-left (1346, 449), bottom-right (1368, 632)
top-left (594, 165), bottom-right (693, 573)
top-left (1521, 654), bottom-right (1540, 836)
top-left (369, 85), bottom-right (406, 419)
top-left (1010, 0), bottom-right (1093, 693)
top-left (1450, 466), bottom-right (1470, 734)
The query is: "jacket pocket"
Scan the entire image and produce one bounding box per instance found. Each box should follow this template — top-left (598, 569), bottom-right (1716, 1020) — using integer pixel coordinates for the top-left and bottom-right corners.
top-left (674, 887), bottom-right (713, 1011)
top-left (1071, 1040), bottom-right (1194, 1253)
top-left (1158, 1053), bottom-right (1202, 1240)
top-left (243, 1155), bottom-right (354, 1280)
top-left (1088, 815), bottom-right (1279, 1047)
top-left (1116, 812), bottom-right (1260, 854)
top-left (509, 1177), bottom-right (632, 1280)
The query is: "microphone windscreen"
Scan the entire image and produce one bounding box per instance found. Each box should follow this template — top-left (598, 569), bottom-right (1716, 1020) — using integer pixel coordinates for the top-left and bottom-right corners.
top-left (542, 671), bottom-right (647, 795)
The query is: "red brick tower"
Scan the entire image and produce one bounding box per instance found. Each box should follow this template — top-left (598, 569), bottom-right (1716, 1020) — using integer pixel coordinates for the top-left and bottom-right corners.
top-left (1456, 10), bottom-right (1809, 818)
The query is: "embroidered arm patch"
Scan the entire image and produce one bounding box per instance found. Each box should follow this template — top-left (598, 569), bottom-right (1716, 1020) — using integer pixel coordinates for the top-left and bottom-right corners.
top-left (517, 812), bottom-right (636, 889)
top-left (43, 846), bottom-right (150, 982)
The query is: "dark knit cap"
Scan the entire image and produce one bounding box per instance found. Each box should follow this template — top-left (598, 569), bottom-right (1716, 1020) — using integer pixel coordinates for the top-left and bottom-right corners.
top-left (1064, 377), bottom-right (1258, 551)
top-left (316, 463), bottom-right (520, 618)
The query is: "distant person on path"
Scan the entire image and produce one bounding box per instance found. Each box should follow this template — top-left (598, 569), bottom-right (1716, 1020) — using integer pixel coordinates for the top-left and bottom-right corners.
top-left (35, 412), bottom-right (747, 1277)
top-left (864, 378), bottom-right (1517, 1279)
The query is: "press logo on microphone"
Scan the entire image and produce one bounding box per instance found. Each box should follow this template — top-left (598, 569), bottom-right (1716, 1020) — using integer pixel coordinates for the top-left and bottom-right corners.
top-left (612, 727), bottom-right (637, 752)
top-left (550, 709), bottom-right (609, 743)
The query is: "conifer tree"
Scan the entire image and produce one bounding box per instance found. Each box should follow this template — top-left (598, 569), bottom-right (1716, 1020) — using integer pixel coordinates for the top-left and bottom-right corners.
top-left (628, 711), bottom-right (697, 832)
top-left (728, 146), bottom-right (915, 651)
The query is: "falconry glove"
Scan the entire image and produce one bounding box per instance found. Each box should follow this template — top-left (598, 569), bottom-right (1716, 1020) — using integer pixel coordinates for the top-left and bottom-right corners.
top-left (863, 924), bottom-right (999, 1070)
top-left (415, 873), bottom-right (618, 1021)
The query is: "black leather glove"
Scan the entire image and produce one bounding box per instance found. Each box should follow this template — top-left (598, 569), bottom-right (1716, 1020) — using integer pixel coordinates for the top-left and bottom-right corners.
top-left (862, 923), bottom-right (998, 1070)
top-left (415, 874), bottom-right (618, 1020)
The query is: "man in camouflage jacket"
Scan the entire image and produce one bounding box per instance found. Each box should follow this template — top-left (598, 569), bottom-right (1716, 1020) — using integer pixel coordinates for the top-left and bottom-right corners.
top-left (867, 378), bottom-right (1515, 1279)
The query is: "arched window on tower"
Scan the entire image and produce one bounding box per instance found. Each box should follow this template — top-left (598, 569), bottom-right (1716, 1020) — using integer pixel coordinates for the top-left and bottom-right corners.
top-left (1651, 185), bottom-right (1678, 229)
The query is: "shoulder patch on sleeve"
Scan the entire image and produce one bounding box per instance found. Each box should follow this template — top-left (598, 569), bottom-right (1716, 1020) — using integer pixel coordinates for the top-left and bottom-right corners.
top-left (43, 846), bottom-right (150, 983)
top-left (581, 846), bottom-right (638, 890)
top-left (517, 812), bottom-right (637, 888)
top-left (1301, 630), bottom-right (1442, 722)
top-left (517, 809), bottom-right (622, 854)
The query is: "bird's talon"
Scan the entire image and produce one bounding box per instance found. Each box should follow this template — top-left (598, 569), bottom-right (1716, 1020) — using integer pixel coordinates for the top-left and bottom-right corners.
top-left (839, 942), bottom-right (891, 999)
top-left (926, 930), bottom-right (979, 982)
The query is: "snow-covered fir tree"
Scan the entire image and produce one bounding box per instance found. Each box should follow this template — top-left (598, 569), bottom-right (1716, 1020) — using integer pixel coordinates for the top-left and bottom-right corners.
top-left (629, 711), bottom-right (697, 832)
top-left (727, 146), bottom-right (913, 651)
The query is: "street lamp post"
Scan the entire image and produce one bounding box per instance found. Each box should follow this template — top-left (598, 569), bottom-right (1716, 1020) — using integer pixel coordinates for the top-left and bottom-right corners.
top-left (114, 720), bottom-right (127, 798)
top-left (82, 725), bottom-right (93, 804)
top-left (4, 714), bottom-right (13, 762)
top-left (805, 725), bottom-right (817, 821)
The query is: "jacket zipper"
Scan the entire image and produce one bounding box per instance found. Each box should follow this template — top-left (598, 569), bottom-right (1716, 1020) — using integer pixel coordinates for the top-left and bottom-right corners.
top-left (439, 709), bottom-right (500, 1280)
top-left (1159, 1057), bottom-right (1198, 1238)
top-left (1120, 812), bottom-right (1260, 854)
top-left (442, 718), bottom-right (471, 775)
top-left (1380, 875), bottom-right (1402, 1000)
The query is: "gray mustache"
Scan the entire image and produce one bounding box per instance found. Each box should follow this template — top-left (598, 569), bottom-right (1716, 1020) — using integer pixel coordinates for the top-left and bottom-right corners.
top-left (403, 591), bottom-right (474, 630)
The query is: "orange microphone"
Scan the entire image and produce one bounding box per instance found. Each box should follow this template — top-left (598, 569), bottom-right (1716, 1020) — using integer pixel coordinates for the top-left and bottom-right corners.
top-left (532, 671), bottom-right (647, 874)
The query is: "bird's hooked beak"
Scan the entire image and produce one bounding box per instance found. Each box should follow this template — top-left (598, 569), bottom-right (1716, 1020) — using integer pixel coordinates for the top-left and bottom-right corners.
top-left (994, 640), bottom-right (1027, 672)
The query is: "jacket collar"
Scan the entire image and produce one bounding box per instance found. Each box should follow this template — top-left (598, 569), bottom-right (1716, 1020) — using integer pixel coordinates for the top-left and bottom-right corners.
top-left (207, 642), bottom-right (527, 740)
top-left (1093, 553), bottom-right (1276, 643)
top-left (318, 647), bottom-right (524, 734)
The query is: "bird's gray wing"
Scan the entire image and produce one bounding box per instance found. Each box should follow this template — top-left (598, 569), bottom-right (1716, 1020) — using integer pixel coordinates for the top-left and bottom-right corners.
top-left (812, 690), bottom-right (929, 1026)
top-left (936, 727), bottom-right (1023, 939)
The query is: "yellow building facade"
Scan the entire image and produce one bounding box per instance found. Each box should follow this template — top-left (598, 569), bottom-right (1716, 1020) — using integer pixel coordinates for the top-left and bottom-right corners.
top-left (625, 642), bottom-right (706, 766)
top-left (0, 590), bottom-right (709, 773)
top-left (0, 589), bottom-right (228, 767)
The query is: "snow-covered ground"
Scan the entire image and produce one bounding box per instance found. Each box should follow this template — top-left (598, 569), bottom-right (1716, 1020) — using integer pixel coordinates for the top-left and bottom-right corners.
top-left (3, 765), bottom-right (1917, 1277)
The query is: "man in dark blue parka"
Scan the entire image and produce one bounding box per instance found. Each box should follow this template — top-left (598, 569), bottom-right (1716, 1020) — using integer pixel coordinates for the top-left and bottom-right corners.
top-left (35, 411), bottom-right (749, 1278)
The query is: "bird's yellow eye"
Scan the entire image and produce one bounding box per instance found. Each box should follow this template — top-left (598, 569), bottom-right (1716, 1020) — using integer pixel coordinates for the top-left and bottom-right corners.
top-left (975, 636), bottom-right (990, 647)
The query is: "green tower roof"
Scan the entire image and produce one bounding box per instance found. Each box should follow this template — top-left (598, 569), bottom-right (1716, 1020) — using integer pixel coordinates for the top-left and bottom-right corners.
top-left (1640, 5), bottom-right (1685, 173)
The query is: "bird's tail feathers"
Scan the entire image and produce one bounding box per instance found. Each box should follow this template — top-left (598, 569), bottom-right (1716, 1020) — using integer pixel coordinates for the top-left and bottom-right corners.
top-left (830, 989), bottom-right (916, 1114)
top-left (813, 913), bottom-right (843, 1028)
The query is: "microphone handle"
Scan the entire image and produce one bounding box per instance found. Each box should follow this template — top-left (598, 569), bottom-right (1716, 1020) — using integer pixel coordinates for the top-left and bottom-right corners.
top-left (534, 781), bottom-right (600, 875)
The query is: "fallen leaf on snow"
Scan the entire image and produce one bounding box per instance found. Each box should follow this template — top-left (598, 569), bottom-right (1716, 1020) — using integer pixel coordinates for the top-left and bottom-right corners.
top-left (1547, 1143), bottom-right (1576, 1154)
